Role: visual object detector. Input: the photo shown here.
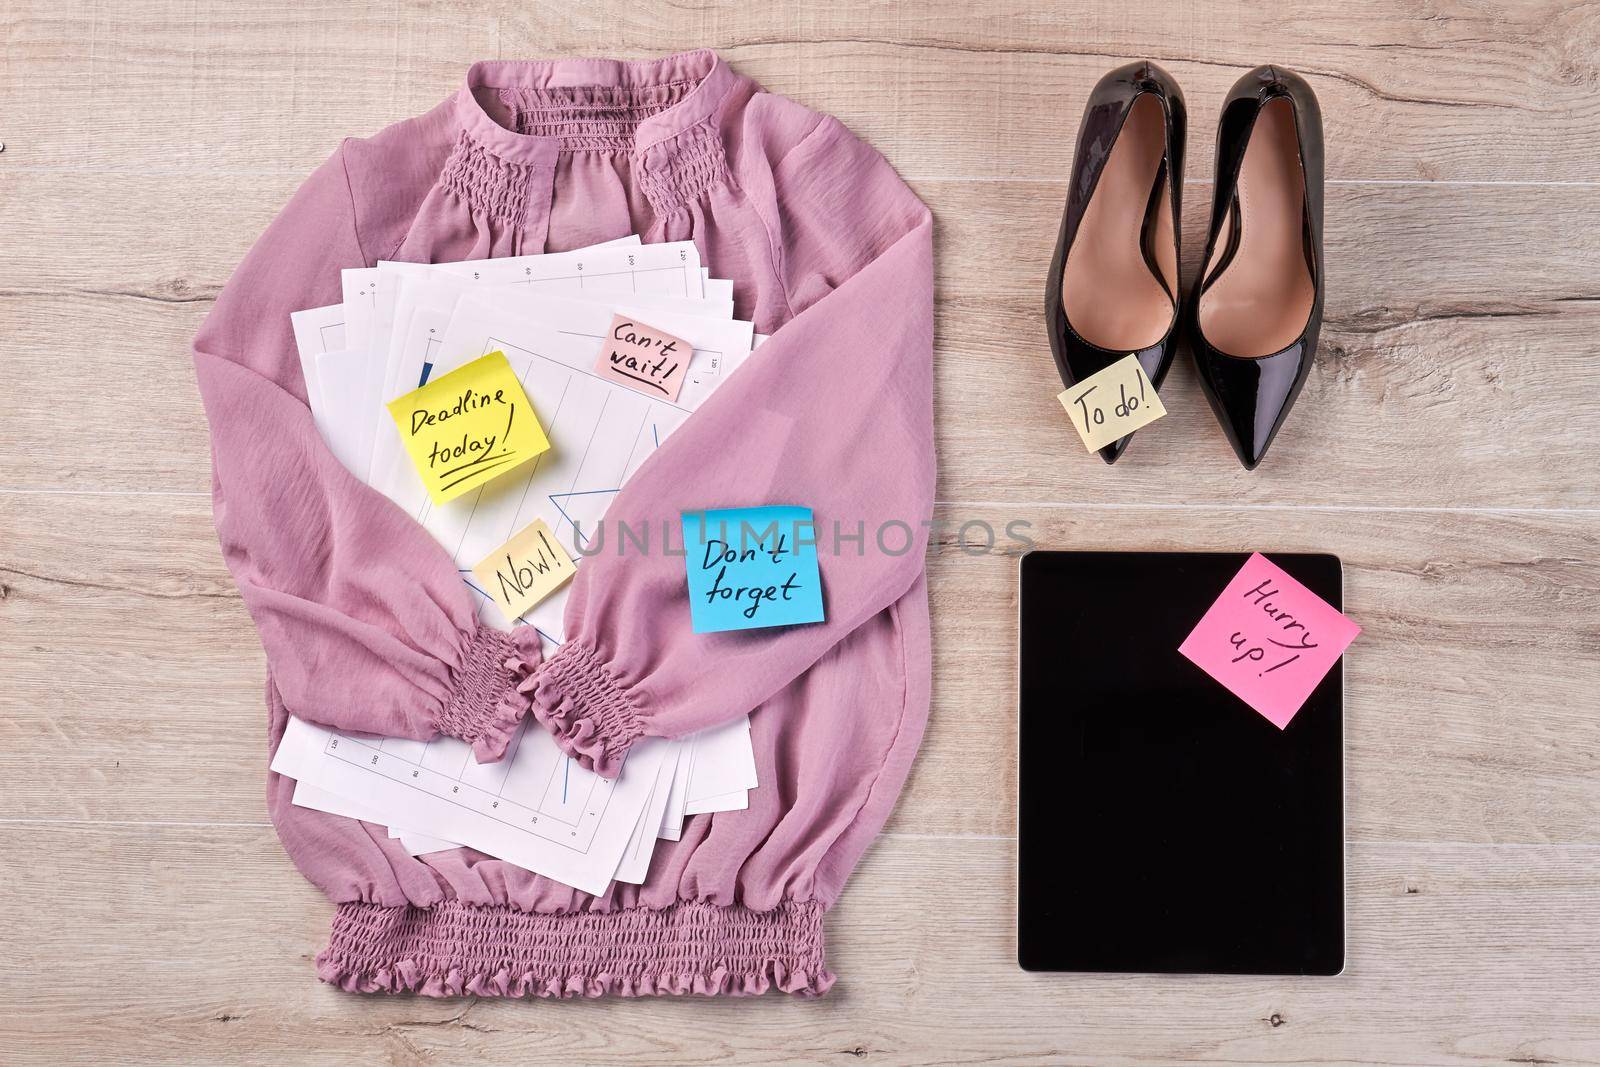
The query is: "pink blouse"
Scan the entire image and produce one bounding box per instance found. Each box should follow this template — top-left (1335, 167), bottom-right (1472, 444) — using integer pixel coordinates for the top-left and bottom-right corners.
top-left (194, 49), bottom-right (933, 998)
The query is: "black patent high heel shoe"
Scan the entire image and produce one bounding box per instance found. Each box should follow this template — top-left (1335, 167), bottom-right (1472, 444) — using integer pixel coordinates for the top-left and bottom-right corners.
top-left (1045, 61), bottom-right (1186, 464)
top-left (1187, 65), bottom-right (1325, 470)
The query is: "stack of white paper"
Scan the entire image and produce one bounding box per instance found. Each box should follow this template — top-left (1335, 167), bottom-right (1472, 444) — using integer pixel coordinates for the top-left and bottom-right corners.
top-left (272, 237), bottom-right (760, 895)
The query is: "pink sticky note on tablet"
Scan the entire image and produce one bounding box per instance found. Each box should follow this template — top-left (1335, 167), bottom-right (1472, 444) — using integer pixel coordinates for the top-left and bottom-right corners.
top-left (1178, 553), bottom-right (1359, 729)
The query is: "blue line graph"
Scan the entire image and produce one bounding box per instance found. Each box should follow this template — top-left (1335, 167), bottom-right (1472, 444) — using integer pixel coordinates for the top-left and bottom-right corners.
top-left (548, 488), bottom-right (621, 546)
top-left (456, 570), bottom-right (556, 644)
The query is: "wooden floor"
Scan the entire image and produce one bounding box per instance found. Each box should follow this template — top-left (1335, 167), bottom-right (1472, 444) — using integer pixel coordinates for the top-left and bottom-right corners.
top-left (3, 2), bottom-right (1599, 1064)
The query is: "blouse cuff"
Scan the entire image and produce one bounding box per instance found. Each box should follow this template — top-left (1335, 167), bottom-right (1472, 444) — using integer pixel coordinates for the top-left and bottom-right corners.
top-left (525, 641), bottom-right (646, 779)
top-left (436, 626), bottom-right (544, 763)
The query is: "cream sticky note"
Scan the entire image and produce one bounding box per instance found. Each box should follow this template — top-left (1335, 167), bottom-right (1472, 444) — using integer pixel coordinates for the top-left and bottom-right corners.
top-left (1056, 354), bottom-right (1166, 452)
top-left (471, 518), bottom-right (576, 623)
top-left (594, 314), bottom-right (689, 402)
top-left (1178, 553), bottom-right (1360, 729)
top-left (386, 351), bottom-right (550, 505)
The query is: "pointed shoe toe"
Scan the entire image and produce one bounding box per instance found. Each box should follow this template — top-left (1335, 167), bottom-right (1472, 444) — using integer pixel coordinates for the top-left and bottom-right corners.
top-left (1193, 338), bottom-right (1312, 470)
top-left (1099, 435), bottom-right (1133, 465)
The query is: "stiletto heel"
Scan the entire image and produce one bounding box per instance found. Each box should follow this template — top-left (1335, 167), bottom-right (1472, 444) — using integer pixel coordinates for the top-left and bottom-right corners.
top-left (1045, 61), bottom-right (1186, 464)
top-left (1186, 65), bottom-right (1325, 470)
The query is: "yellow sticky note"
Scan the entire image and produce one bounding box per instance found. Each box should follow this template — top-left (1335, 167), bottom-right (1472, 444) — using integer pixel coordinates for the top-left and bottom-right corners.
top-left (386, 351), bottom-right (550, 504)
top-left (471, 518), bottom-right (576, 623)
top-left (1056, 354), bottom-right (1167, 452)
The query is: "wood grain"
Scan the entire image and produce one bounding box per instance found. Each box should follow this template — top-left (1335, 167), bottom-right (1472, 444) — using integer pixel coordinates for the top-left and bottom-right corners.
top-left (4, 0), bottom-right (1599, 1061)
top-left (7, 1), bottom-right (1600, 180)
top-left (0, 825), bottom-right (1596, 1066)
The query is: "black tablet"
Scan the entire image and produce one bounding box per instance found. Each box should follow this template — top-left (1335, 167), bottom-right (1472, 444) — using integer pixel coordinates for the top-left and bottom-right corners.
top-left (1017, 551), bottom-right (1345, 976)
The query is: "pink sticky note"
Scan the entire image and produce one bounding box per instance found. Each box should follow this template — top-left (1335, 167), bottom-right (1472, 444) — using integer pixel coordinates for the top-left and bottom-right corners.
top-left (1178, 553), bottom-right (1359, 729)
top-left (595, 313), bottom-right (689, 402)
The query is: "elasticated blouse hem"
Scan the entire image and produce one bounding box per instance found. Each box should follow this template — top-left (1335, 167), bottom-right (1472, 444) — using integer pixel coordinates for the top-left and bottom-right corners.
top-left (317, 899), bottom-right (834, 998)
top-left (523, 640), bottom-right (646, 778)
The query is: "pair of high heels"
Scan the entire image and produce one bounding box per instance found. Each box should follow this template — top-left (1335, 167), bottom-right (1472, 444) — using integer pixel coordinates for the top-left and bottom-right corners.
top-left (1044, 62), bottom-right (1324, 468)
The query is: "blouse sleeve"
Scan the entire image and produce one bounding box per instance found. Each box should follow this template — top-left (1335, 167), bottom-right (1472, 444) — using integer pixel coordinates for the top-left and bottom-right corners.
top-left (526, 115), bottom-right (935, 777)
top-left (194, 143), bottom-right (541, 761)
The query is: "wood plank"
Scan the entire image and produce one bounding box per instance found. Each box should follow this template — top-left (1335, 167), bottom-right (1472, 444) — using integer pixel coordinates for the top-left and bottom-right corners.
top-left (4, 493), bottom-right (1597, 845)
top-left (5, 171), bottom-right (1595, 313)
top-left (530, 0), bottom-right (1600, 182)
top-left (0, 825), bottom-right (1596, 1065)
top-left (5, 0), bottom-right (1599, 180)
top-left (939, 298), bottom-right (1600, 506)
top-left (929, 175), bottom-right (1600, 506)
top-left (3, 176), bottom-right (1599, 504)
top-left (0, 2), bottom-right (496, 174)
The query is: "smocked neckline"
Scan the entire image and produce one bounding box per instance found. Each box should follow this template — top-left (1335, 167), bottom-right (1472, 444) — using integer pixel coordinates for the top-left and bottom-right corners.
top-left (455, 49), bottom-right (737, 164)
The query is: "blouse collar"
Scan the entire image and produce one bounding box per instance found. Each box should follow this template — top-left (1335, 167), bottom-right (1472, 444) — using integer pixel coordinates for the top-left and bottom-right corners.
top-left (454, 49), bottom-right (739, 165)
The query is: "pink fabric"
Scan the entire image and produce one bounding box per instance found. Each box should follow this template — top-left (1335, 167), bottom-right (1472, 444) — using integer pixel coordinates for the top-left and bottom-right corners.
top-left (194, 50), bottom-right (933, 998)
top-left (319, 899), bottom-right (833, 998)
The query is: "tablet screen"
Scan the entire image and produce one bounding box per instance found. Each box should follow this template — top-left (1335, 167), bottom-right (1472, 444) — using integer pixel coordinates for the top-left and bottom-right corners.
top-left (1017, 551), bottom-right (1345, 976)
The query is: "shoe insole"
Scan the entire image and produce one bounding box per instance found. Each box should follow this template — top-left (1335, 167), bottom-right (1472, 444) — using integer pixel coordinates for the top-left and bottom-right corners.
top-left (1061, 93), bottom-right (1177, 352)
top-left (1197, 97), bottom-right (1315, 359)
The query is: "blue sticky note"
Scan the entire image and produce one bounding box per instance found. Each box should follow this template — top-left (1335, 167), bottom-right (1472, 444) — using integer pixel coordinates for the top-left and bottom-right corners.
top-left (681, 506), bottom-right (825, 633)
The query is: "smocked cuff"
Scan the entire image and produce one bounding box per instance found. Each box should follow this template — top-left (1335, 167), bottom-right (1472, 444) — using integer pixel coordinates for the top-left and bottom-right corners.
top-left (524, 641), bottom-right (645, 779)
top-left (436, 626), bottom-right (544, 762)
